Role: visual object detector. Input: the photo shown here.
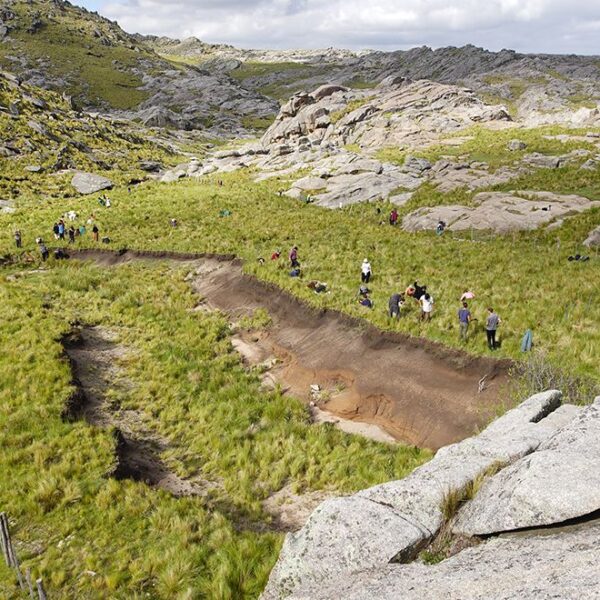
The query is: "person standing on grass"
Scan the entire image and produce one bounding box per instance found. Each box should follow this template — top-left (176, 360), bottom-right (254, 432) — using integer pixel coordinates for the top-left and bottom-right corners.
top-left (388, 292), bottom-right (404, 319)
top-left (38, 241), bottom-right (49, 262)
top-left (58, 220), bottom-right (65, 240)
top-left (458, 302), bottom-right (472, 341)
top-left (420, 293), bottom-right (434, 321)
top-left (289, 245), bottom-right (299, 268)
top-left (361, 258), bottom-right (372, 283)
top-left (485, 307), bottom-right (501, 350)
top-left (53, 222), bottom-right (59, 240)
top-left (68, 226), bottom-right (75, 244)
top-left (92, 224), bottom-right (99, 242)
top-left (79, 224), bottom-right (86, 236)
top-left (389, 209), bottom-right (399, 226)
top-left (14, 229), bottom-right (22, 248)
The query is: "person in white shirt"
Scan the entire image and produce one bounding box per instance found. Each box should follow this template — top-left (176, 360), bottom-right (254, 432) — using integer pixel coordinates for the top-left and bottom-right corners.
top-left (420, 293), bottom-right (434, 321)
top-left (361, 258), bottom-right (372, 283)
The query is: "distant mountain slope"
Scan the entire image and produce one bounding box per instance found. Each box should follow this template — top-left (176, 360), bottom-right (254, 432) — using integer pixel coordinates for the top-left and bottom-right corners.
top-left (0, 0), bottom-right (278, 134)
top-left (150, 37), bottom-right (600, 123)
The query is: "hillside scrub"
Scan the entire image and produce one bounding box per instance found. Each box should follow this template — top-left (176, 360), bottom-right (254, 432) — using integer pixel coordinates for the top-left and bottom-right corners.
top-left (0, 261), bottom-right (429, 598)
top-left (1, 170), bottom-right (599, 380)
top-left (0, 0), bottom-right (154, 109)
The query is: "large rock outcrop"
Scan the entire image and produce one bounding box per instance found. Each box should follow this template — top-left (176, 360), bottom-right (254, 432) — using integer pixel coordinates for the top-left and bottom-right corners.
top-left (71, 172), bottom-right (114, 195)
top-left (261, 391), bottom-right (583, 599)
top-left (584, 225), bottom-right (600, 247)
top-left (454, 398), bottom-right (600, 536)
top-left (289, 519), bottom-right (600, 599)
top-left (402, 191), bottom-right (600, 234)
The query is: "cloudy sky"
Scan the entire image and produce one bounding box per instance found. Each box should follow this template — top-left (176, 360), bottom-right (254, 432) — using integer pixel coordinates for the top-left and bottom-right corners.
top-left (76, 0), bottom-right (600, 55)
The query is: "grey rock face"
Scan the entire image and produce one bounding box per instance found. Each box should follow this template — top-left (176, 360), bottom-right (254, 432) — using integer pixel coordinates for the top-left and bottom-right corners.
top-left (261, 391), bottom-right (571, 599)
top-left (454, 402), bottom-right (597, 535)
top-left (403, 156), bottom-right (432, 174)
top-left (139, 160), bottom-right (162, 172)
top-left (402, 191), bottom-right (600, 234)
top-left (507, 139), bottom-right (527, 151)
top-left (523, 152), bottom-right (562, 168)
top-left (584, 225), bottom-right (600, 247)
top-left (71, 172), bottom-right (114, 195)
top-left (290, 519), bottom-right (600, 600)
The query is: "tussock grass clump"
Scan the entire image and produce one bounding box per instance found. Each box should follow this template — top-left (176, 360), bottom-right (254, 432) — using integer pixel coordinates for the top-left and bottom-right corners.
top-left (0, 262), bottom-right (431, 598)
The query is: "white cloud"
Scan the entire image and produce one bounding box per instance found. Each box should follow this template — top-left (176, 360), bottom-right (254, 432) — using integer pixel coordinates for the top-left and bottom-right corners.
top-left (83, 0), bottom-right (600, 54)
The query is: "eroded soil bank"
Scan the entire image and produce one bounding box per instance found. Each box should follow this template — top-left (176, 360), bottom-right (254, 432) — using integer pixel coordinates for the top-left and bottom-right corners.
top-left (71, 249), bottom-right (511, 450)
top-left (62, 325), bottom-right (217, 497)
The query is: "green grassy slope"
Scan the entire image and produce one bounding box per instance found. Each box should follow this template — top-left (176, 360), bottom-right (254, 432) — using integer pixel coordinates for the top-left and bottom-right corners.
top-left (0, 0), bottom-right (157, 109)
top-left (0, 72), bottom-right (175, 199)
top-left (2, 169), bottom-right (599, 381)
top-left (0, 261), bottom-right (429, 598)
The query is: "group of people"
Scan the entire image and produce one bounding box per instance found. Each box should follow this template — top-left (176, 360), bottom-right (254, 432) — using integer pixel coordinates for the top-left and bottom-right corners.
top-left (52, 217), bottom-right (100, 244)
top-left (272, 246), bottom-right (503, 350)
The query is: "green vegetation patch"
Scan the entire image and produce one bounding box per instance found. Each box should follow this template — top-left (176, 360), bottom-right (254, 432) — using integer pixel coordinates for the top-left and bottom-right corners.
top-left (2, 170), bottom-right (599, 380)
top-left (377, 125), bottom-right (599, 171)
top-left (0, 262), bottom-right (429, 597)
top-left (0, 0), bottom-right (154, 109)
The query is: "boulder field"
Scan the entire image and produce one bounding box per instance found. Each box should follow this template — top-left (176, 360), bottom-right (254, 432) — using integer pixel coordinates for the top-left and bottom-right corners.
top-left (261, 391), bottom-right (600, 599)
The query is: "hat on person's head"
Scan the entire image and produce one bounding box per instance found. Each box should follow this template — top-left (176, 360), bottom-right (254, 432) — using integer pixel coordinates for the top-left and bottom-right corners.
top-left (363, 258), bottom-right (368, 262)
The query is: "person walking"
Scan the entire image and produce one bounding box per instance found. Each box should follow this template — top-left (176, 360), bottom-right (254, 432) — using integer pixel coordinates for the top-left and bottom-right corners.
top-left (289, 245), bottom-right (299, 268)
top-left (38, 241), bottom-right (49, 262)
top-left (361, 259), bottom-right (372, 284)
top-left (68, 226), bottom-right (76, 244)
top-left (485, 307), bottom-right (501, 350)
top-left (420, 293), bottom-right (434, 321)
top-left (14, 229), bottom-right (22, 248)
top-left (92, 224), bottom-right (99, 242)
top-left (458, 302), bottom-right (472, 342)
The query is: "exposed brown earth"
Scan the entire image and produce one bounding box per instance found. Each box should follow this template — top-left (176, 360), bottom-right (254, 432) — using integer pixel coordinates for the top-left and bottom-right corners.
top-left (71, 249), bottom-right (511, 450)
top-left (62, 325), bottom-right (218, 497)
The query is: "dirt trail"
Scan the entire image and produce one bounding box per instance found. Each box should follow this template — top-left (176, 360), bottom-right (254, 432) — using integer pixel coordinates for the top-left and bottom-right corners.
top-left (71, 249), bottom-right (510, 450)
top-left (62, 326), bottom-right (217, 497)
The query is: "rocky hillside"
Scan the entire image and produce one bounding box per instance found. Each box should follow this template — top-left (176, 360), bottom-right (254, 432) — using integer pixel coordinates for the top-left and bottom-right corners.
top-left (262, 390), bottom-right (600, 598)
top-left (0, 0), bottom-right (277, 134)
top-left (150, 37), bottom-right (600, 123)
top-left (0, 68), bottom-right (175, 201)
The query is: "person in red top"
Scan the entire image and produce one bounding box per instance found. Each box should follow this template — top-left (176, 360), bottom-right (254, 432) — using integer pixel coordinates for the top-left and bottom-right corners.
top-left (389, 209), bottom-right (399, 225)
top-left (271, 249), bottom-right (281, 260)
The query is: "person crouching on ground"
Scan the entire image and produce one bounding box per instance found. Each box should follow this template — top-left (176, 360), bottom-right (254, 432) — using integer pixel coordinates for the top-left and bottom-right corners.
top-left (361, 258), bottom-right (372, 283)
top-left (420, 293), bottom-right (434, 321)
top-left (388, 292), bottom-right (404, 319)
top-left (358, 293), bottom-right (373, 309)
top-left (307, 280), bottom-right (327, 293)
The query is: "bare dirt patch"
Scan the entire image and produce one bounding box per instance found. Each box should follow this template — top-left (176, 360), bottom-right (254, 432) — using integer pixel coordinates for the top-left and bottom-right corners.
top-left (71, 250), bottom-right (511, 451)
top-left (62, 325), bottom-right (217, 498)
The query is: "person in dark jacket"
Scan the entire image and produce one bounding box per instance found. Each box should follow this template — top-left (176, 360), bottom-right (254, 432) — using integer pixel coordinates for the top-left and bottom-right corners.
top-left (485, 308), bottom-right (501, 350)
top-left (388, 293), bottom-right (404, 318)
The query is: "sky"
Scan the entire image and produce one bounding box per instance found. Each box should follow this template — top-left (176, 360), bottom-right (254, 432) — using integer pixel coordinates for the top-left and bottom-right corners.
top-left (74, 0), bottom-right (600, 55)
